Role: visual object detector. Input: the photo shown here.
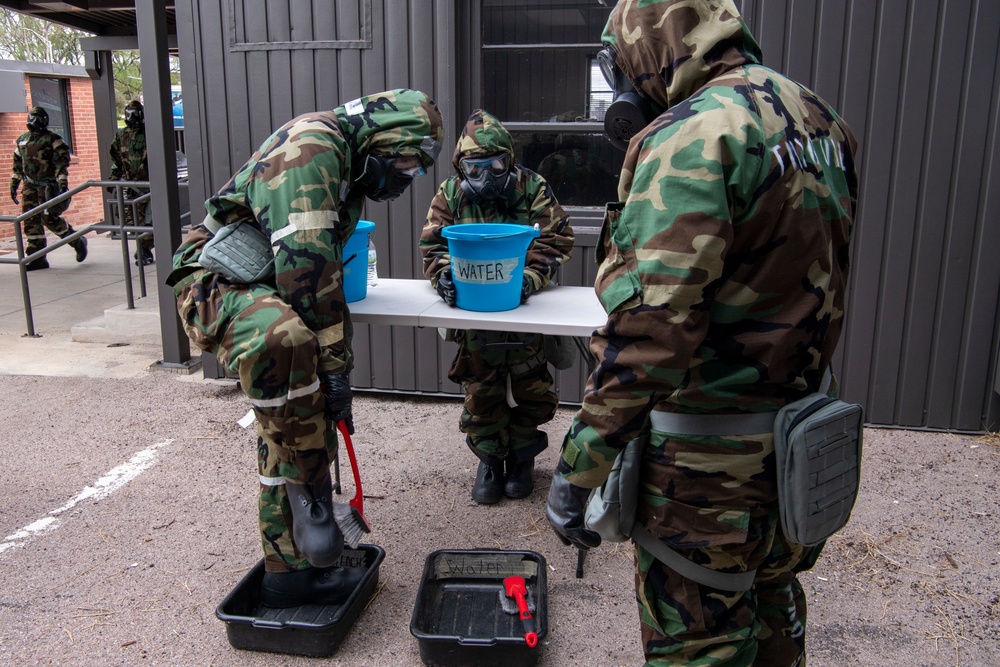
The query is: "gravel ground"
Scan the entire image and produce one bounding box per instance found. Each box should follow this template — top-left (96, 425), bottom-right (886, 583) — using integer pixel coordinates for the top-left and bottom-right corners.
top-left (0, 371), bottom-right (997, 666)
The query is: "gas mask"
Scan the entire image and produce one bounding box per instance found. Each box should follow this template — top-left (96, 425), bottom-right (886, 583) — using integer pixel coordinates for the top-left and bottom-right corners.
top-left (26, 108), bottom-right (49, 133)
top-left (354, 154), bottom-right (425, 202)
top-left (598, 45), bottom-right (657, 152)
top-left (125, 104), bottom-right (144, 128)
top-left (459, 154), bottom-right (514, 204)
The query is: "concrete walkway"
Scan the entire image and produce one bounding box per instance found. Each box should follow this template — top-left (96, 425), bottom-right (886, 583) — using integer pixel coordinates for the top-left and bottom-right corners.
top-left (0, 231), bottom-right (168, 378)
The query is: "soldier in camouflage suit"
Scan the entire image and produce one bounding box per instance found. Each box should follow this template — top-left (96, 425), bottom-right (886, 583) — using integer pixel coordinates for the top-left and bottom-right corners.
top-left (545, 2), bottom-right (859, 665)
top-left (168, 89), bottom-right (444, 607)
top-left (420, 110), bottom-right (574, 505)
top-left (10, 106), bottom-right (87, 271)
top-left (109, 100), bottom-right (153, 266)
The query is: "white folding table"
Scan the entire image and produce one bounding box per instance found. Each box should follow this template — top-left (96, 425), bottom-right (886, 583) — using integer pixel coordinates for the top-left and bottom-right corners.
top-left (346, 278), bottom-right (607, 337)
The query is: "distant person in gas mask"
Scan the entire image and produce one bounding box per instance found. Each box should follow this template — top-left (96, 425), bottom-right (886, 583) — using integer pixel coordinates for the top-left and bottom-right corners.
top-left (10, 106), bottom-right (87, 270)
top-left (109, 100), bottom-right (153, 266)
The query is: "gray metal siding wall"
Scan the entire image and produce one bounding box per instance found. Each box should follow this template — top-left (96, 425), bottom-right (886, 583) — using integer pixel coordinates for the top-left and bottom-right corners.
top-left (740, 0), bottom-right (1000, 432)
top-left (176, 0), bottom-right (1000, 429)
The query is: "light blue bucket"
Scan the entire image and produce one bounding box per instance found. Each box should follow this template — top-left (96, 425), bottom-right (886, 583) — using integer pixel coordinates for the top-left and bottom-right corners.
top-left (343, 220), bottom-right (375, 303)
top-left (441, 223), bottom-right (540, 312)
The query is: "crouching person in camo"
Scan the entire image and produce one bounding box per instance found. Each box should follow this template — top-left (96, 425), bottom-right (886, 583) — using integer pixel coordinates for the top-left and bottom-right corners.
top-left (167, 89), bottom-right (444, 608)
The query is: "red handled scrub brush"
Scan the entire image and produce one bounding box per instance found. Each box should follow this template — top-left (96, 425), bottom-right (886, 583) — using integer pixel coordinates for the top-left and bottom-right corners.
top-left (332, 420), bottom-right (371, 548)
top-left (499, 576), bottom-right (538, 647)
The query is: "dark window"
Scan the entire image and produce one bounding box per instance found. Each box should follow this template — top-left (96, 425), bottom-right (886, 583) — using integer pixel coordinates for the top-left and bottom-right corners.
top-left (28, 76), bottom-right (72, 152)
top-left (482, 0), bottom-right (621, 207)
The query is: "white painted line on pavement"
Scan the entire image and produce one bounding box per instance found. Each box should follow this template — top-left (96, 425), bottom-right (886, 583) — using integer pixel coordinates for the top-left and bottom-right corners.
top-left (0, 439), bottom-right (173, 559)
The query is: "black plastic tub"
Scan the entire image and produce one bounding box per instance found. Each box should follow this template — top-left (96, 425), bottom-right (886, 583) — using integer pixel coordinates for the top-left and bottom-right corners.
top-left (215, 544), bottom-right (385, 658)
top-left (410, 549), bottom-right (548, 667)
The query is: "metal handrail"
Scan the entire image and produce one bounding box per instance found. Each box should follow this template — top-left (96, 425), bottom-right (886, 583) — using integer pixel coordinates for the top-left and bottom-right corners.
top-left (0, 179), bottom-right (188, 337)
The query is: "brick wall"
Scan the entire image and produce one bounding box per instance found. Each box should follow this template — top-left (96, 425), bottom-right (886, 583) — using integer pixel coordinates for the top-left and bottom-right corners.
top-left (0, 74), bottom-right (103, 241)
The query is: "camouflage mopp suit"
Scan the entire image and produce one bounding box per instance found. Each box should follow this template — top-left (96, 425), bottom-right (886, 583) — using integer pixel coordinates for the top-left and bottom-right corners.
top-left (547, 1), bottom-right (860, 665)
top-left (420, 109), bottom-right (575, 476)
top-left (10, 106), bottom-right (86, 268)
top-left (168, 89), bottom-right (444, 572)
top-left (110, 100), bottom-right (152, 256)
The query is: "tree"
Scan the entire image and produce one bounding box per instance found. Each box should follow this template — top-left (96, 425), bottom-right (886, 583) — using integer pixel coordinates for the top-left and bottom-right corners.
top-left (0, 9), bottom-right (85, 65)
top-left (0, 10), bottom-right (182, 119)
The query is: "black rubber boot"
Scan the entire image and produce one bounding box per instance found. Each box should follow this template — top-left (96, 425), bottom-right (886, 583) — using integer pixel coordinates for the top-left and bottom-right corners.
top-left (285, 472), bottom-right (344, 568)
top-left (471, 460), bottom-right (505, 505)
top-left (504, 431), bottom-right (547, 498)
top-left (259, 565), bottom-right (366, 608)
top-left (504, 458), bottom-right (535, 499)
top-left (134, 247), bottom-right (153, 266)
top-left (73, 236), bottom-right (88, 262)
top-left (25, 257), bottom-right (49, 271)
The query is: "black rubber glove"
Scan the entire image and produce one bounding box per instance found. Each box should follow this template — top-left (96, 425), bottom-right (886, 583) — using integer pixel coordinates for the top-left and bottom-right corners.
top-left (319, 372), bottom-right (354, 434)
top-left (520, 275), bottom-right (533, 304)
top-left (546, 463), bottom-right (602, 550)
top-left (10, 183), bottom-right (18, 205)
top-left (436, 269), bottom-right (457, 307)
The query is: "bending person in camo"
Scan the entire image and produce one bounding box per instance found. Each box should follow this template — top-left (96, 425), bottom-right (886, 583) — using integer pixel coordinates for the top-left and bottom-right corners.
top-left (168, 89), bottom-right (444, 608)
top-left (545, 2), bottom-right (860, 665)
top-left (420, 110), bottom-right (574, 505)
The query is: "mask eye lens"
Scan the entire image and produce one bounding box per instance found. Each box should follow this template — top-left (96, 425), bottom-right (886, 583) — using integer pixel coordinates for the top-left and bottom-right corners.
top-left (462, 155), bottom-right (508, 178)
top-left (597, 46), bottom-right (617, 88)
top-left (393, 158), bottom-right (426, 178)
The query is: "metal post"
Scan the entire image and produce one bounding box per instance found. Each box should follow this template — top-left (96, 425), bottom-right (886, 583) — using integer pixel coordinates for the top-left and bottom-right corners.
top-left (135, 0), bottom-right (199, 373)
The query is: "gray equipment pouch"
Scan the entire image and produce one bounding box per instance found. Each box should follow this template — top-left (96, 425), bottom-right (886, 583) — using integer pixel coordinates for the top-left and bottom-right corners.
top-left (198, 219), bottom-right (275, 284)
top-left (584, 430), bottom-right (756, 591)
top-left (543, 335), bottom-right (575, 370)
top-left (584, 433), bottom-right (643, 543)
top-left (774, 393), bottom-right (864, 546)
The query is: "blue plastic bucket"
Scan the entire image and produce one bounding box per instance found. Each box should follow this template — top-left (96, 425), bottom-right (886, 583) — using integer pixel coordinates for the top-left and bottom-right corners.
top-left (343, 220), bottom-right (375, 303)
top-left (441, 223), bottom-right (541, 312)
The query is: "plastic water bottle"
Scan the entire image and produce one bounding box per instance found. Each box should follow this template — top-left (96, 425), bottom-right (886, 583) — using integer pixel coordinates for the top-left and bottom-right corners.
top-left (367, 237), bottom-right (378, 287)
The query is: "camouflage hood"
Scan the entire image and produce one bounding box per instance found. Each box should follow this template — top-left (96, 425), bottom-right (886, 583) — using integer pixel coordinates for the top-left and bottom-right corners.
top-left (450, 109), bottom-right (515, 172)
top-left (601, 0), bottom-right (762, 112)
top-left (334, 88), bottom-right (445, 169)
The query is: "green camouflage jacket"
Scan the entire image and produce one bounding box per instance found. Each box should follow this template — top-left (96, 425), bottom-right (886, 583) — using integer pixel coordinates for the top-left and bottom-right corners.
top-left (420, 109), bottom-right (574, 294)
top-left (110, 125), bottom-right (148, 181)
top-left (11, 129), bottom-right (70, 190)
top-left (560, 0), bottom-right (860, 487)
top-left (170, 89), bottom-right (444, 373)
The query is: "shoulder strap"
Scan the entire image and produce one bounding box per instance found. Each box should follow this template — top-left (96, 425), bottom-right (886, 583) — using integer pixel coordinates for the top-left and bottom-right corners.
top-left (631, 524), bottom-right (757, 591)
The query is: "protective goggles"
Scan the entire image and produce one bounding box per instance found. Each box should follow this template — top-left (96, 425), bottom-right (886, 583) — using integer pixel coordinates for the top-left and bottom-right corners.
top-left (597, 45), bottom-right (618, 89)
top-left (394, 160), bottom-right (426, 178)
top-left (460, 155), bottom-right (509, 178)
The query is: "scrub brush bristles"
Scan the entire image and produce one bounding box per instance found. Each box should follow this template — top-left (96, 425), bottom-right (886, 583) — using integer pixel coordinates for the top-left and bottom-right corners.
top-left (333, 500), bottom-right (370, 549)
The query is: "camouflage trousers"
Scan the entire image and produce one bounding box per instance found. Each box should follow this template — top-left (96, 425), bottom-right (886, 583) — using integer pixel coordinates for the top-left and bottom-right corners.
top-left (634, 427), bottom-right (824, 666)
top-left (120, 188), bottom-right (153, 252)
top-left (21, 184), bottom-right (77, 255)
top-left (448, 329), bottom-right (558, 464)
top-left (175, 272), bottom-right (337, 572)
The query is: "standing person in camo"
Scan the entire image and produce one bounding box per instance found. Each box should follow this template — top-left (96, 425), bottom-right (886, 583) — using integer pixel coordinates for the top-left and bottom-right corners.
top-left (168, 89), bottom-right (444, 608)
top-left (109, 100), bottom-right (153, 266)
top-left (420, 109), bottom-right (575, 505)
top-left (10, 106), bottom-right (87, 271)
top-left (545, 1), bottom-right (859, 665)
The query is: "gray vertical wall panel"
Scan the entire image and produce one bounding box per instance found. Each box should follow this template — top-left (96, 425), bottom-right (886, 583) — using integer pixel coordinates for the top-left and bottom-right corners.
top-left (937, 0), bottom-right (1000, 430)
top-left (870, 0), bottom-right (937, 426)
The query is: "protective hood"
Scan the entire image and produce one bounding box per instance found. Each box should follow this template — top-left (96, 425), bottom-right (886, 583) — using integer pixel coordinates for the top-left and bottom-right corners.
top-left (450, 109), bottom-right (515, 172)
top-left (334, 88), bottom-right (445, 169)
top-left (601, 0), bottom-right (762, 113)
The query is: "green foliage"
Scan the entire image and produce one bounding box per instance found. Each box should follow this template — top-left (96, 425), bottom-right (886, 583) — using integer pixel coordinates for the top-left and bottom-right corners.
top-left (0, 9), bottom-right (84, 64)
top-left (0, 9), bottom-right (182, 120)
